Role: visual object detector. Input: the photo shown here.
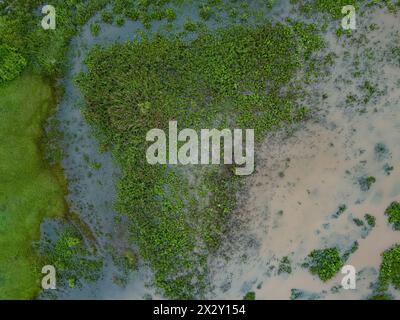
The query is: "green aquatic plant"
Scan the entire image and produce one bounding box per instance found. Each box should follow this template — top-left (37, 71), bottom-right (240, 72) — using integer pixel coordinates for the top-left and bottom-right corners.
top-left (378, 244), bottom-right (400, 290)
top-left (199, 4), bottom-right (213, 21)
top-left (385, 202), bottom-right (400, 231)
top-left (342, 241), bottom-right (359, 261)
top-left (364, 213), bottom-right (376, 227)
top-left (116, 17), bottom-right (125, 26)
top-left (332, 204), bottom-right (347, 218)
top-left (305, 248), bottom-right (344, 281)
top-left (278, 256), bottom-right (292, 275)
top-left (292, 0), bottom-right (400, 19)
top-left (165, 8), bottom-right (176, 22)
top-left (0, 0), bottom-right (111, 77)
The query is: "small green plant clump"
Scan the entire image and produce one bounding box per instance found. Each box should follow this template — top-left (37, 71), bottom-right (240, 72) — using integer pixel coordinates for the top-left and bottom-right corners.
top-left (39, 227), bottom-right (103, 289)
top-left (304, 248), bottom-right (344, 281)
top-left (116, 17), bottom-right (125, 26)
top-left (0, 45), bottom-right (27, 83)
top-left (243, 291), bottom-right (256, 300)
top-left (292, 0), bottom-right (400, 19)
top-left (332, 204), bottom-right (347, 218)
top-left (359, 176), bottom-right (376, 191)
top-left (290, 288), bottom-right (303, 300)
top-left (385, 202), bottom-right (400, 231)
top-left (278, 256), bottom-right (292, 275)
top-left (364, 213), bottom-right (376, 227)
top-left (101, 10), bottom-right (114, 24)
top-left (90, 22), bottom-right (101, 36)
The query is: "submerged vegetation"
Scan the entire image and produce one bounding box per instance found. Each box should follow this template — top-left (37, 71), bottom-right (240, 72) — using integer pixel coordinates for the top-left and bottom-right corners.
top-left (379, 245), bottom-right (400, 290)
top-left (39, 227), bottom-right (103, 290)
top-left (372, 244), bottom-right (400, 298)
top-left (278, 256), bottom-right (292, 275)
top-left (364, 213), bottom-right (376, 227)
top-left (76, 19), bottom-right (326, 298)
top-left (243, 291), bottom-right (256, 300)
top-left (0, 45), bottom-right (26, 83)
top-left (304, 248), bottom-right (344, 281)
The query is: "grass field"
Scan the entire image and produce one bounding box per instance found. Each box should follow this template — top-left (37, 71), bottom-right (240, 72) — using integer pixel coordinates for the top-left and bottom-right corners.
top-left (0, 73), bottom-right (66, 299)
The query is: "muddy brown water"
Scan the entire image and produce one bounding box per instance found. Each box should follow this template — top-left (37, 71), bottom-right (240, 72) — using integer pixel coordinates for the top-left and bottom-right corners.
top-left (211, 8), bottom-right (400, 300)
top-left (38, 3), bottom-right (399, 300)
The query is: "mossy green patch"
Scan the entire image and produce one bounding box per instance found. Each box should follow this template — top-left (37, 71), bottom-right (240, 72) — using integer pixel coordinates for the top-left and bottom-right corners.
top-left (0, 73), bottom-right (66, 299)
top-left (364, 213), bottom-right (376, 227)
top-left (304, 248), bottom-right (344, 281)
top-left (292, 0), bottom-right (400, 18)
top-left (39, 227), bottom-right (103, 289)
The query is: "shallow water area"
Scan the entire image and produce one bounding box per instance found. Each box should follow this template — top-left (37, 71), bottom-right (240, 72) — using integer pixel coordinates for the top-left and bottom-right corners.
top-left (211, 8), bottom-right (400, 300)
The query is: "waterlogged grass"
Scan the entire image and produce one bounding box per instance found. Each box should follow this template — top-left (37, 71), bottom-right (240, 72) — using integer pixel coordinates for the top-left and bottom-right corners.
top-left (304, 248), bottom-right (344, 281)
top-left (372, 244), bottom-right (400, 298)
top-left (110, 0), bottom-right (278, 29)
top-left (0, 73), bottom-right (66, 299)
top-left (76, 21), bottom-right (326, 298)
top-left (39, 227), bottom-right (103, 290)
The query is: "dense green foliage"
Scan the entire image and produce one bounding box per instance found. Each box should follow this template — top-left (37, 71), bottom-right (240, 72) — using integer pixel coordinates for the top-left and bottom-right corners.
top-left (305, 248), bottom-right (344, 281)
top-left (0, 45), bottom-right (27, 83)
top-left (359, 176), bottom-right (376, 191)
top-left (278, 256), bottom-right (292, 274)
top-left (76, 20), bottom-right (325, 298)
top-left (385, 202), bottom-right (400, 231)
top-left (0, 74), bottom-right (67, 299)
top-left (378, 244), bottom-right (400, 290)
top-left (39, 227), bottom-right (103, 289)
